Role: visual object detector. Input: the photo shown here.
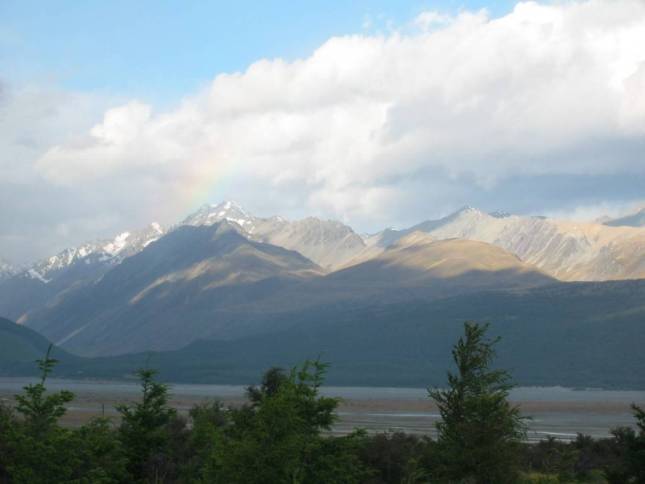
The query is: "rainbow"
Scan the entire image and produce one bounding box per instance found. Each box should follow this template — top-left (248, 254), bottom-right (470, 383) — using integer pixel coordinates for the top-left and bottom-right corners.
top-left (181, 154), bottom-right (240, 212)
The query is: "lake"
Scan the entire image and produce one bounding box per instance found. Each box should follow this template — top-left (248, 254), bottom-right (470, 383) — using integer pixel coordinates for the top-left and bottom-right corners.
top-left (1, 378), bottom-right (643, 442)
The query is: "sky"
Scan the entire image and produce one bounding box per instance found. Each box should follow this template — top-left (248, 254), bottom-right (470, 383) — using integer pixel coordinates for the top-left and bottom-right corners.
top-left (1, 0), bottom-right (644, 264)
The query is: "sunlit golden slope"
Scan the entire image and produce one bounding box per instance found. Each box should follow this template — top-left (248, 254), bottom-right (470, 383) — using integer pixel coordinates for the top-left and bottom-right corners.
top-left (360, 208), bottom-right (645, 281)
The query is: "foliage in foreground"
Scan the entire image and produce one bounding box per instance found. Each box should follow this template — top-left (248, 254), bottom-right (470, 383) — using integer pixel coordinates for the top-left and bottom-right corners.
top-left (430, 322), bottom-right (527, 483)
top-left (0, 324), bottom-right (644, 483)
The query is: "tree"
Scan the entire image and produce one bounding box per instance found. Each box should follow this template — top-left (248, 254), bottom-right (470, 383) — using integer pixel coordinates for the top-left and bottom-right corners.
top-left (1, 345), bottom-right (127, 483)
top-left (246, 366), bottom-right (289, 406)
top-left (606, 404), bottom-right (645, 483)
top-left (179, 401), bottom-right (230, 482)
top-left (116, 368), bottom-right (177, 482)
top-left (210, 360), bottom-right (368, 484)
top-left (359, 431), bottom-right (433, 484)
top-left (429, 322), bottom-right (526, 484)
top-left (3, 345), bottom-right (79, 483)
top-left (628, 404), bottom-right (645, 482)
top-left (14, 345), bottom-right (74, 437)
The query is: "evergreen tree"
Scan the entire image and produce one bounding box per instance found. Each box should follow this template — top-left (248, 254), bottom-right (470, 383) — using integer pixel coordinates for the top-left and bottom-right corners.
top-left (429, 322), bottom-right (526, 484)
top-left (116, 368), bottom-right (177, 482)
top-left (14, 345), bottom-right (74, 437)
top-left (621, 404), bottom-right (645, 483)
top-left (1, 345), bottom-right (126, 483)
top-left (210, 360), bottom-right (368, 484)
top-left (179, 401), bottom-right (230, 482)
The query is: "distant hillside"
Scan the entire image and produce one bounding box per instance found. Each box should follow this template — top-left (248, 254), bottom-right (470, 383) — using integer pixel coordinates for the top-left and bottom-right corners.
top-left (604, 207), bottom-right (645, 228)
top-left (123, 278), bottom-right (645, 389)
top-left (362, 207), bottom-right (645, 281)
top-left (22, 227), bottom-right (555, 357)
top-left (2, 279), bottom-right (645, 389)
top-left (0, 316), bottom-right (54, 362)
top-left (0, 317), bottom-right (79, 378)
top-left (23, 222), bottom-right (323, 356)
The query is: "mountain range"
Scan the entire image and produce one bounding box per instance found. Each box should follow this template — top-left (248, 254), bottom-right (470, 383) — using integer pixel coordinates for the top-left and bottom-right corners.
top-left (1, 201), bottom-right (644, 388)
top-left (361, 206), bottom-right (645, 281)
top-left (6, 201), bottom-right (645, 284)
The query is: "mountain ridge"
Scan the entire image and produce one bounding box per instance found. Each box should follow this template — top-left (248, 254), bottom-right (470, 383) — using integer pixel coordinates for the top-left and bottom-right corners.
top-left (21, 221), bottom-right (324, 356)
top-left (9, 201), bottom-right (645, 283)
top-left (360, 207), bottom-right (645, 281)
top-left (22, 226), bottom-right (555, 357)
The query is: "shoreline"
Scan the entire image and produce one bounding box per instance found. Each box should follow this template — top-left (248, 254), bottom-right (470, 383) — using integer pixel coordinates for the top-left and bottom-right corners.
top-left (2, 379), bottom-right (642, 441)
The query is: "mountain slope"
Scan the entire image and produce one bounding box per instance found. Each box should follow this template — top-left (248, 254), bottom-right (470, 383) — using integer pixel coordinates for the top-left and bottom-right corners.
top-left (5, 275), bottom-right (645, 389)
top-left (0, 223), bottom-right (166, 323)
top-left (182, 201), bottom-right (366, 270)
top-left (0, 317), bottom-right (72, 363)
top-left (23, 222), bottom-right (323, 356)
top-left (209, 234), bottom-right (556, 333)
top-left (605, 207), bottom-right (645, 228)
top-left (330, 233), bottom-right (552, 288)
top-left (21, 232), bottom-right (555, 357)
top-left (145, 278), bottom-right (645, 388)
top-left (27, 222), bottom-right (166, 283)
top-left (47, 278), bottom-right (645, 389)
top-left (362, 207), bottom-right (645, 281)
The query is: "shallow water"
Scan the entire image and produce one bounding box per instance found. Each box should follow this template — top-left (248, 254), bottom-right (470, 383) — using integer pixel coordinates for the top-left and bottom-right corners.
top-left (1, 378), bottom-right (643, 441)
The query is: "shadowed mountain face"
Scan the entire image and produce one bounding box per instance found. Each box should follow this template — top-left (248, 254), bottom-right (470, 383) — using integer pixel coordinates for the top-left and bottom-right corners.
top-left (20, 225), bottom-right (554, 357)
top-left (22, 222), bottom-right (323, 356)
top-left (0, 223), bottom-right (165, 323)
top-left (163, 279), bottom-right (645, 389)
top-left (258, 234), bottom-right (557, 313)
top-left (605, 207), bottom-right (645, 228)
top-left (0, 317), bottom-right (75, 364)
top-left (3, 280), bottom-right (645, 390)
top-left (0, 202), bottom-right (365, 324)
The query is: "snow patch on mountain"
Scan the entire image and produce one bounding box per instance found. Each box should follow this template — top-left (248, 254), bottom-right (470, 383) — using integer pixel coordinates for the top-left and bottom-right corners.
top-left (22, 222), bottom-right (167, 284)
top-left (180, 201), bottom-right (365, 269)
top-left (182, 201), bottom-right (256, 231)
top-left (0, 258), bottom-right (18, 280)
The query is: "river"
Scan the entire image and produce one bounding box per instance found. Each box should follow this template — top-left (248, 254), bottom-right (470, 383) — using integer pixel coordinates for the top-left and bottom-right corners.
top-left (1, 379), bottom-right (643, 442)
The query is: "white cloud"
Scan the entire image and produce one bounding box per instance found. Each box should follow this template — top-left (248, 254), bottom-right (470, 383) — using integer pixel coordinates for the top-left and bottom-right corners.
top-left (544, 199), bottom-right (645, 222)
top-left (414, 11), bottom-right (452, 30)
top-left (2, 0), bottom-right (645, 261)
top-left (0, 82), bottom-right (112, 183)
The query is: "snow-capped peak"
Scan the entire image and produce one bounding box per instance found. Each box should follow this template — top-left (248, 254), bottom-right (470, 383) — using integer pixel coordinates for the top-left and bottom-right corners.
top-left (182, 200), bottom-right (256, 230)
top-left (103, 232), bottom-right (131, 256)
top-left (22, 222), bottom-right (167, 284)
